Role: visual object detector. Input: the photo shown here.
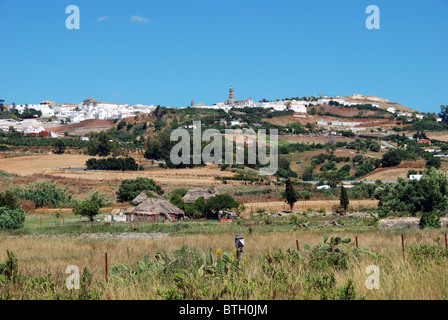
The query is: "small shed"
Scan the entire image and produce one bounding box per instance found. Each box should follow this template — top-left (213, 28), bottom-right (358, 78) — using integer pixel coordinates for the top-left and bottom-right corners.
top-left (126, 198), bottom-right (185, 222)
top-left (182, 188), bottom-right (219, 204)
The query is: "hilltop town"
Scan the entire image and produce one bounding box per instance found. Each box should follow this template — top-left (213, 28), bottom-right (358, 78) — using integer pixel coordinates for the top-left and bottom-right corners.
top-left (0, 88), bottom-right (437, 137)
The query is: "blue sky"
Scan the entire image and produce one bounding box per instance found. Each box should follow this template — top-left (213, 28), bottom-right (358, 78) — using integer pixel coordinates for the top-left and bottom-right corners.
top-left (0, 0), bottom-right (447, 113)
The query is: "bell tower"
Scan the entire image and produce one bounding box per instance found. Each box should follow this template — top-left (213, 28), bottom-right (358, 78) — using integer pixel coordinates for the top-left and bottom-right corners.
top-left (228, 86), bottom-right (235, 105)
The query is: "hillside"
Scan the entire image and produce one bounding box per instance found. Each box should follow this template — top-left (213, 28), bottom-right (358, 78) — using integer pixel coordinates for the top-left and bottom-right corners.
top-left (344, 94), bottom-right (419, 113)
top-left (51, 119), bottom-right (114, 135)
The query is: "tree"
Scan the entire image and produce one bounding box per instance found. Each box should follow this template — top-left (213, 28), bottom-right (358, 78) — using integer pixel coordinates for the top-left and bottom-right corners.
top-left (53, 139), bottom-right (66, 154)
top-left (144, 130), bottom-right (172, 160)
top-left (426, 156), bottom-right (441, 169)
top-left (374, 168), bottom-right (448, 218)
top-left (381, 149), bottom-right (402, 167)
top-left (284, 178), bottom-right (298, 213)
top-left (302, 167), bottom-right (314, 181)
top-left (205, 194), bottom-right (240, 219)
top-left (339, 185), bottom-right (350, 213)
top-left (73, 199), bottom-right (100, 222)
top-left (87, 131), bottom-right (112, 157)
top-left (438, 105), bottom-right (448, 122)
top-left (116, 177), bottom-right (164, 203)
top-left (0, 99), bottom-right (5, 112)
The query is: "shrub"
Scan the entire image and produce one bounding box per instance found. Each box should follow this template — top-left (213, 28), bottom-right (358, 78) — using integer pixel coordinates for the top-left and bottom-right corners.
top-left (0, 207), bottom-right (25, 230)
top-left (171, 188), bottom-right (189, 198)
top-left (9, 181), bottom-right (70, 208)
top-left (169, 194), bottom-right (186, 211)
top-left (419, 211), bottom-right (441, 229)
top-left (0, 251), bottom-right (18, 279)
top-left (354, 163), bottom-right (374, 178)
top-left (0, 191), bottom-right (19, 210)
top-left (409, 244), bottom-right (448, 266)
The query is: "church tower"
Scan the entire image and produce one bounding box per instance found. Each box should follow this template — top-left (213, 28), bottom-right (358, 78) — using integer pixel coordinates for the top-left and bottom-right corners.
top-left (228, 86), bottom-right (235, 105)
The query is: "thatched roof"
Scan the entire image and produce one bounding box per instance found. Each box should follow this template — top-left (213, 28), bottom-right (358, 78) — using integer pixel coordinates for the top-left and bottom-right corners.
top-left (128, 198), bottom-right (184, 221)
top-left (182, 188), bottom-right (219, 204)
top-left (132, 190), bottom-right (164, 205)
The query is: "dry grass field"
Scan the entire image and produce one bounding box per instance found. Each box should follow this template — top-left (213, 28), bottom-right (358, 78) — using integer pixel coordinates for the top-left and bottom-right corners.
top-left (243, 200), bottom-right (379, 213)
top-left (1, 224), bottom-right (447, 300)
top-left (0, 154), bottom-right (235, 186)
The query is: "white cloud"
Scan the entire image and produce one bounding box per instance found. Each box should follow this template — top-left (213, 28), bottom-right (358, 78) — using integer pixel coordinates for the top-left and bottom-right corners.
top-left (98, 16), bottom-right (110, 22)
top-left (130, 15), bottom-right (150, 24)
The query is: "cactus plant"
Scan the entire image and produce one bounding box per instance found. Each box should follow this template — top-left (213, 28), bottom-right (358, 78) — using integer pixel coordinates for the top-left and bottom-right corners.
top-left (303, 234), bottom-right (377, 270)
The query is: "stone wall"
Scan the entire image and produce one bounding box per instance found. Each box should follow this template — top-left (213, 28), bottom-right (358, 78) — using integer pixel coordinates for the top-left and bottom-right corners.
top-left (378, 217), bottom-right (448, 230)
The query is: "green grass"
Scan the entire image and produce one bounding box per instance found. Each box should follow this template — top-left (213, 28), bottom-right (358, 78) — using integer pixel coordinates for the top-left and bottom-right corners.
top-left (1, 212), bottom-right (377, 237)
top-left (266, 136), bottom-right (290, 147)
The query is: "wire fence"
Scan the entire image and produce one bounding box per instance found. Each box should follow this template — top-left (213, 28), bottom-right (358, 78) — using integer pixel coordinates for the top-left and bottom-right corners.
top-left (4, 232), bottom-right (448, 280)
top-left (3, 211), bottom-right (448, 285)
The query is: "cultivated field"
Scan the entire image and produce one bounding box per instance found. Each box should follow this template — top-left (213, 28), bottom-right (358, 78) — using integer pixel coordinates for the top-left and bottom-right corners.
top-left (0, 154), bottom-right (235, 186)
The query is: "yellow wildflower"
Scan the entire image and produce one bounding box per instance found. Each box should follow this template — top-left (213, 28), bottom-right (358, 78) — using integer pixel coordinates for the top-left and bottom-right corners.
top-left (216, 248), bottom-right (222, 255)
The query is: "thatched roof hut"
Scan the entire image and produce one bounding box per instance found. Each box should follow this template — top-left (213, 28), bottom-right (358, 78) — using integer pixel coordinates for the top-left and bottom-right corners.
top-left (132, 190), bottom-right (164, 205)
top-left (126, 198), bottom-right (185, 222)
top-left (182, 189), bottom-right (219, 204)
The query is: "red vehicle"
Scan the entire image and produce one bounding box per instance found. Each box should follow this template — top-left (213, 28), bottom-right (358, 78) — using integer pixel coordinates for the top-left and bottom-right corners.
top-left (219, 212), bottom-right (233, 223)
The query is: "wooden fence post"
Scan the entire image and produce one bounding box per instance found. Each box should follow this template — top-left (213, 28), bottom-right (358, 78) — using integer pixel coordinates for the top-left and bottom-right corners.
top-left (296, 240), bottom-right (299, 252)
top-left (105, 252), bottom-right (108, 283)
top-left (401, 234), bottom-right (406, 261)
